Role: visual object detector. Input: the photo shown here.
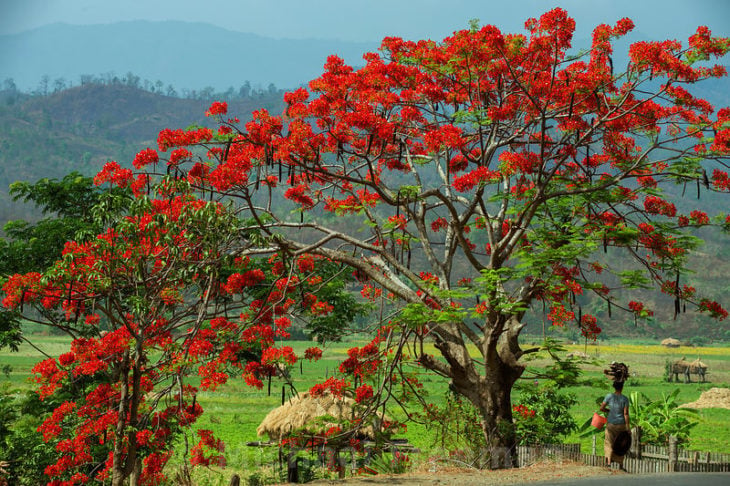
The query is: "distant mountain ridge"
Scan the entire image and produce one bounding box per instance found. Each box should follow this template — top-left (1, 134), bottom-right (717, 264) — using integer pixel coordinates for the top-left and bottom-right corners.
top-left (0, 21), bottom-right (379, 92)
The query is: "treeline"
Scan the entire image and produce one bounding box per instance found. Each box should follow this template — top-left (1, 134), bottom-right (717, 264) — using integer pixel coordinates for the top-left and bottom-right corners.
top-left (1, 72), bottom-right (287, 104)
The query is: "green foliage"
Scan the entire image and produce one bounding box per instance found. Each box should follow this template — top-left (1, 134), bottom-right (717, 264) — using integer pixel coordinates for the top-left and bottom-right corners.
top-left (0, 172), bottom-right (130, 277)
top-left (0, 386), bottom-right (56, 485)
top-left (367, 450), bottom-right (411, 474)
top-left (303, 262), bottom-right (370, 343)
top-left (0, 310), bottom-right (22, 352)
top-left (629, 389), bottom-right (699, 446)
top-left (512, 383), bottom-right (578, 445)
top-left (526, 338), bottom-right (587, 388)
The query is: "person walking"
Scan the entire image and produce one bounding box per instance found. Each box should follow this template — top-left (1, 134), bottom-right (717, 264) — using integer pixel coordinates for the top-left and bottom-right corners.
top-left (599, 380), bottom-right (630, 470)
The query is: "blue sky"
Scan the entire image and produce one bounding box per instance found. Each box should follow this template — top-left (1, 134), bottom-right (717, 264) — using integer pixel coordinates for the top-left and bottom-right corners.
top-left (1, 0), bottom-right (728, 42)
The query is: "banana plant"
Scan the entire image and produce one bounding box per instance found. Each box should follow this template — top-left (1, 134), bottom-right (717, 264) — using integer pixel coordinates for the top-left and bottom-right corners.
top-left (630, 390), bottom-right (699, 446)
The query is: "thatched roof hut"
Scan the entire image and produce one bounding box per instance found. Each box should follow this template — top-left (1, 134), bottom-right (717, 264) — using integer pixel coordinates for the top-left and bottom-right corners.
top-left (661, 338), bottom-right (681, 348)
top-left (257, 392), bottom-right (386, 441)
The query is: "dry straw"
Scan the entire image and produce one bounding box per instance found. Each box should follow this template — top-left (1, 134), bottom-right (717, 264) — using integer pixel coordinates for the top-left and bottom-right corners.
top-left (257, 392), bottom-right (387, 441)
top-left (681, 388), bottom-right (730, 409)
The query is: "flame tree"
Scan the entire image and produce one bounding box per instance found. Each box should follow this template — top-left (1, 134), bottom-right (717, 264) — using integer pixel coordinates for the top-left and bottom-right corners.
top-left (149, 10), bottom-right (727, 461)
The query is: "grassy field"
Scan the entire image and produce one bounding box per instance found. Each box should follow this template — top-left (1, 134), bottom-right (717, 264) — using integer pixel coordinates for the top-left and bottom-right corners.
top-left (2, 334), bottom-right (729, 484)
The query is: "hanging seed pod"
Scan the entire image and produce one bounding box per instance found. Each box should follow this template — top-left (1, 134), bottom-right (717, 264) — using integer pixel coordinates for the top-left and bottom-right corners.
top-left (300, 211), bottom-right (303, 224)
top-left (568, 92), bottom-right (574, 119)
top-left (603, 232), bottom-right (608, 253)
top-left (407, 247), bottom-right (412, 270)
top-left (396, 192), bottom-right (400, 217)
top-left (608, 299), bottom-right (612, 318)
top-left (608, 55), bottom-right (614, 78)
top-left (697, 178), bottom-right (701, 199)
top-left (278, 161), bottom-right (282, 182)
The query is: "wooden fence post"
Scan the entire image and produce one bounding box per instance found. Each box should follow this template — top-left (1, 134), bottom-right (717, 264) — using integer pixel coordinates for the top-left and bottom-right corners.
top-left (591, 435), bottom-right (596, 456)
top-left (668, 435), bottom-right (678, 472)
top-left (631, 426), bottom-right (642, 459)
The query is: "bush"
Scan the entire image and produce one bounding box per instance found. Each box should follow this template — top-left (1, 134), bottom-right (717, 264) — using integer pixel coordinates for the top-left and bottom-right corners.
top-left (512, 383), bottom-right (577, 445)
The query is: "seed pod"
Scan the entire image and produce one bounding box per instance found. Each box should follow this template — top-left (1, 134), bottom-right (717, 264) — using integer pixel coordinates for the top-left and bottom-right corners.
top-left (568, 92), bottom-right (574, 118)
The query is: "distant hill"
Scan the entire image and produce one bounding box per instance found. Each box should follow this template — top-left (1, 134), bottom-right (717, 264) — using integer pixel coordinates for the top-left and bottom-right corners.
top-left (0, 82), bottom-right (285, 222)
top-left (0, 21), bottom-right (378, 92)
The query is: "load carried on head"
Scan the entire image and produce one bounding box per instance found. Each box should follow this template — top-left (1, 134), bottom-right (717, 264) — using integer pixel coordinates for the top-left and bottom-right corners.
top-left (604, 361), bottom-right (629, 383)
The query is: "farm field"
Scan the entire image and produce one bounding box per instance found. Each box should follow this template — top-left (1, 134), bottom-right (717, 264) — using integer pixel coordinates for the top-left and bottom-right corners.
top-left (2, 334), bottom-right (729, 484)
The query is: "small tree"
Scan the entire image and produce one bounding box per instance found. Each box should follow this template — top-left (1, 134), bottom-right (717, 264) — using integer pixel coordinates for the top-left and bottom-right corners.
top-left (1, 164), bottom-right (363, 483)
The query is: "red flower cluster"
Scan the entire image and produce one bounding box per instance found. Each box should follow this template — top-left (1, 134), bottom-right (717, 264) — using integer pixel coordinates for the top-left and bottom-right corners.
top-left (580, 314), bottom-right (602, 340)
top-left (628, 301), bottom-right (654, 317)
top-left (304, 347), bottom-right (323, 361)
top-left (93, 161), bottom-right (133, 188)
top-left (355, 384), bottom-right (374, 403)
top-left (339, 340), bottom-right (382, 379)
top-left (698, 299), bottom-right (728, 320)
top-left (132, 147), bottom-right (159, 169)
top-left (310, 377), bottom-right (349, 398)
top-left (206, 101), bottom-right (228, 117)
top-left (513, 404), bottom-right (536, 418)
top-left (643, 196), bottom-right (677, 217)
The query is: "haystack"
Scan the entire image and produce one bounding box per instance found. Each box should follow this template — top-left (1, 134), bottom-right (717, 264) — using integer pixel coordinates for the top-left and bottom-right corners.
top-left (681, 388), bottom-right (730, 409)
top-left (661, 338), bottom-right (681, 348)
top-left (257, 392), bottom-right (386, 441)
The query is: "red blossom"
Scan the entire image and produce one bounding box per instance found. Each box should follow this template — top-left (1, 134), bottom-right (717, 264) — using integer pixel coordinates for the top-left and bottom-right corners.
top-left (206, 101), bottom-right (228, 117)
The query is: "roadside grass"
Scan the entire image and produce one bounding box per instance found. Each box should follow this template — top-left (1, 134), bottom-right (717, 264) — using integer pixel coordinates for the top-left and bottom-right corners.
top-left (2, 333), bottom-right (730, 484)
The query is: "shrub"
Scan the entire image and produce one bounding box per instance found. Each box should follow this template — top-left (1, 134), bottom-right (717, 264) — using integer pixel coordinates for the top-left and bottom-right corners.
top-left (512, 383), bottom-right (577, 445)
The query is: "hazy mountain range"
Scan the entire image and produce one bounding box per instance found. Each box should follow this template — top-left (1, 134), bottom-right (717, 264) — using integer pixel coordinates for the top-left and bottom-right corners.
top-left (0, 21), bottom-right (379, 92)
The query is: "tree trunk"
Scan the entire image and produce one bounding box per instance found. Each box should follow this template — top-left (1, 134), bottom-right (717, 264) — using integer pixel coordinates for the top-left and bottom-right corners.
top-left (474, 372), bottom-right (519, 469)
top-left (112, 350), bottom-right (131, 486)
top-left (421, 322), bottom-right (525, 469)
